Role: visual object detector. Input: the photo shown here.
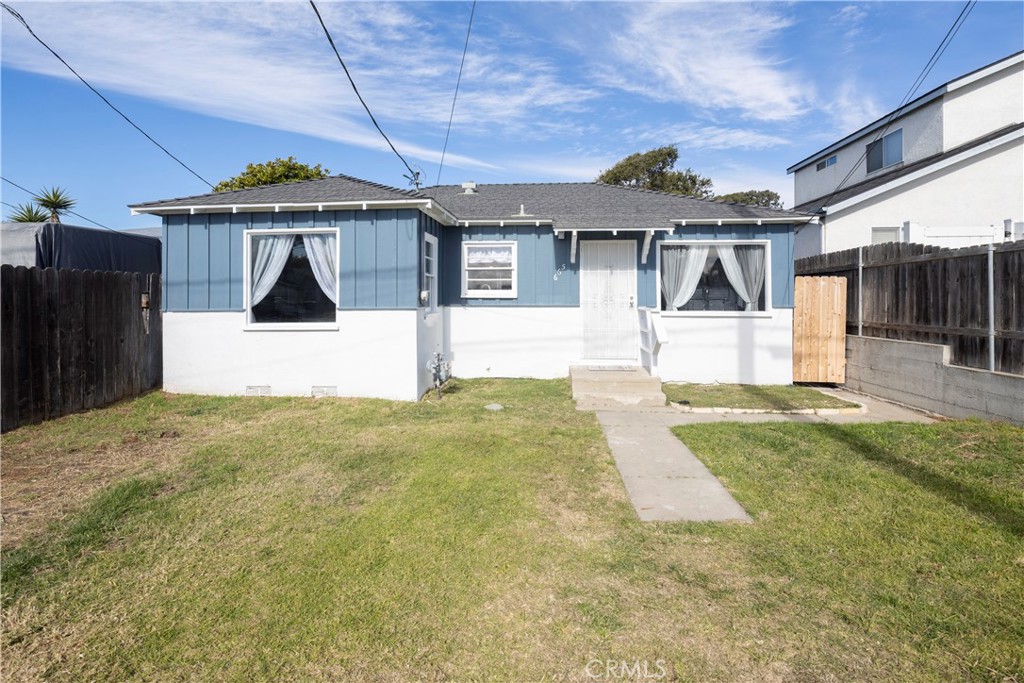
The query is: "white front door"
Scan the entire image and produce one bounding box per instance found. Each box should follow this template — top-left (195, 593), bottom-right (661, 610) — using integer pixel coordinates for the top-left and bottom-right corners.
top-left (581, 241), bottom-right (638, 360)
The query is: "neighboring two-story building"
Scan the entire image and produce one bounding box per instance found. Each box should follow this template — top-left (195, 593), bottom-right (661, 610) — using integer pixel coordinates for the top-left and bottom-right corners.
top-left (789, 51), bottom-right (1024, 258)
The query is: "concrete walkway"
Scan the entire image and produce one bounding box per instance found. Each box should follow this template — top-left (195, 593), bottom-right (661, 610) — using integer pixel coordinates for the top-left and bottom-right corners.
top-left (595, 389), bottom-right (934, 522)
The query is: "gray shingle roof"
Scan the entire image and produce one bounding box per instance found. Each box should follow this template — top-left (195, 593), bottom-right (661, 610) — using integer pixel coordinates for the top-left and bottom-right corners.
top-left (131, 174), bottom-right (811, 227)
top-left (128, 174), bottom-right (419, 209)
top-left (422, 182), bottom-right (809, 229)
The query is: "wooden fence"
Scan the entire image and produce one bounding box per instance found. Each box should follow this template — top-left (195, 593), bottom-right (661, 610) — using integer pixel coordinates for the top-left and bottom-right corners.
top-left (793, 276), bottom-right (847, 384)
top-left (795, 240), bottom-right (1024, 375)
top-left (1, 266), bottom-right (162, 432)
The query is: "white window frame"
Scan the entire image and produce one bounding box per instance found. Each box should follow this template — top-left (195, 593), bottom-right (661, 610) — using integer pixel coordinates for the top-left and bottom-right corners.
top-left (866, 128), bottom-right (903, 173)
top-left (242, 227), bottom-right (340, 331)
top-left (461, 240), bottom-right (517, 299)
top-left (422, 233), bottom-right (438, 312)
top-left (655, 239), bottom-right (772, 318)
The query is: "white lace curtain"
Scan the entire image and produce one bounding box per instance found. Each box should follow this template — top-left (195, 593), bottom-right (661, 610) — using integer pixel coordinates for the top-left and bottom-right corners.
top-left (717, 245), bottom-right (766, 311)
top-left (304, 233), bottom-right (338, 304)
top-left (250, 234), bottom-right (295, 306)
top-left (661, 244), bottom-right (766, 311)
top-left (660, 245), bottom-right (710, 310)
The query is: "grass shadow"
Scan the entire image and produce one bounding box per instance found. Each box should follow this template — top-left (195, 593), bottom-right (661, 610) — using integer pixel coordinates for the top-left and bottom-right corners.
top-left (820, 424), bottom-right (1024, 538)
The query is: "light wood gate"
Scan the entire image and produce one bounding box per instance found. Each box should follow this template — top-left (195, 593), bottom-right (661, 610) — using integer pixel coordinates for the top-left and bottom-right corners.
top-left (793, 276), bottom-right (847, 383)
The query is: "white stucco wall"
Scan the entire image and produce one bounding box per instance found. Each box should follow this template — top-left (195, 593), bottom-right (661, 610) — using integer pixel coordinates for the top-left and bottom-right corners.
top-left (416, 308), bottom-right (445, 398)
top-left (815, 134), bottom-right (1023, 254)
top-left (793, 99), bottom-right (944, 206)
top-left (653, 309), bottom-right (794, 385)
top-left (943, 57), bottom-right (1024, 149)
top-left (163, 310), bottom-right (421, 400)
top-left (447, 306), bottom-right (583, 378)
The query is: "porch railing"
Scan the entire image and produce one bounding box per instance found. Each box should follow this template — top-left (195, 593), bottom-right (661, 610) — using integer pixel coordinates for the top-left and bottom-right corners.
top-left (638, 307), bottom-right (669, 374)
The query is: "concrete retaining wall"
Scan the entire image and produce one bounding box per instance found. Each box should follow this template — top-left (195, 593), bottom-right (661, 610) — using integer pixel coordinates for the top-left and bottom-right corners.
top-left (845, 336), bottom-right (1023, 424)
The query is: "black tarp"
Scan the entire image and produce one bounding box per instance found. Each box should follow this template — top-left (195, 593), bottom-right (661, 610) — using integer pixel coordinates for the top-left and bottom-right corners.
top-left (1, 222), bottom-right (161, 274)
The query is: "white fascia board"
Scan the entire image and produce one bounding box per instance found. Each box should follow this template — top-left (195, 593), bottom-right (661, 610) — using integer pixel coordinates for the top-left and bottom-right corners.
top-left (673, 217), bottom-right (809, 226)
top-left (552, 227), bottom-right (674, 235)
top-left (130, 198), bottom-right (447, 218)
top-left (825, 127), bottom-right (1024, 215)
top-left (947, 52), bottom-right (1024, 92)
top-left (457, 219), bottom-right (554, 227)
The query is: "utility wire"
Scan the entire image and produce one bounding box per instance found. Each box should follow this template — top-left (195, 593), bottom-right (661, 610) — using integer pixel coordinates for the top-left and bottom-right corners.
top-left (1, 2), bottom-right (214, 189)
top-left (436, 0), bottom-right (477, 187)
top-left (2, 176), bottom-right (158, 246)
top-left (309, 0), bottom-right (421, 189)
top-left (815, 0), bottom-right (976, 212)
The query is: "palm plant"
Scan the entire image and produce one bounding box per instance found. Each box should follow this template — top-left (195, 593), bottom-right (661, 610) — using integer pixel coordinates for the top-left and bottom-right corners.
top-left (6, 202), bottom-right (50, 222)
top-left (32, 186), bottom-right (76, 223)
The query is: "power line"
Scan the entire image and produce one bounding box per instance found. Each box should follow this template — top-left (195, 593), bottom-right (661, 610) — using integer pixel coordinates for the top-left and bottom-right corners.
top-left (2, 176), bottom-right (158, 246)
top-left (1, 2), bottom-right (214, 189)
top-left (815, 0), bottom-right (977, 212)
top-left (436, 1), bottom-right (477, 187)
top-left (309, 0), bottom-right (421, 189)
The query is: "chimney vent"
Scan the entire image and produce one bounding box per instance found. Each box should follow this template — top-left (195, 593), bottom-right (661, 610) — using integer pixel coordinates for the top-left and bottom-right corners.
top-left (462, 181), bottom-right (477, 194)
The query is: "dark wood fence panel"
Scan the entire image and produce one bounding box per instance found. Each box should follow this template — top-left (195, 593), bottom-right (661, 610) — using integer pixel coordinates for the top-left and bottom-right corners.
top-left (1, 266), bottom-right (162, 432)
top-left (796, 240), bottom-right (1024, 375)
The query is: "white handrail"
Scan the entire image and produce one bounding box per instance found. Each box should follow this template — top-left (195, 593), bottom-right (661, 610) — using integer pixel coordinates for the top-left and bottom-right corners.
top-left (638, 307), bottom-right (669, 373)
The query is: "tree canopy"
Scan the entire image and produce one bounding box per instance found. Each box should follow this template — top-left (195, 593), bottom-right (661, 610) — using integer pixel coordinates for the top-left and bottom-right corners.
top-left (715, 189), bottom-right (783, 209)
top-left (32, 187), bottom-right (76, 223)
top-left (214, 157), bottom-right (330, 192)
top-left (6, 202), bottom-right (50, 222)
top-left (597, 146), bottom-right (714, 199)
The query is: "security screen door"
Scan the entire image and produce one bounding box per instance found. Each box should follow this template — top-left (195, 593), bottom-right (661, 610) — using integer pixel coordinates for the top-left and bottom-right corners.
top-left (581, 241), bottom-right (638, 360)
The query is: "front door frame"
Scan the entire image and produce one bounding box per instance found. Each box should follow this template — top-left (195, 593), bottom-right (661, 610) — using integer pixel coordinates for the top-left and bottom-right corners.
top-left (580, 240), bottom-right (639, 362)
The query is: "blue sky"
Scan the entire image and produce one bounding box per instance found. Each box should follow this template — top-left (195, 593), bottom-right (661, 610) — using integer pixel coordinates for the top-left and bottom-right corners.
top-left (2, 1), bottom-right (1022, 230)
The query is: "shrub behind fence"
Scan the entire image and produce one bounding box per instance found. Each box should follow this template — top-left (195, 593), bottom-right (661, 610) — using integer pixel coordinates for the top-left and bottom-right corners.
top-left (1, 266), bottom-right (162, 432)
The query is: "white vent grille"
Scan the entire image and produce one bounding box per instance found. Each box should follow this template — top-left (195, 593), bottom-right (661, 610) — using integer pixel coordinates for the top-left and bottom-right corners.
top-left (245, 385), bottom-right (272, 397)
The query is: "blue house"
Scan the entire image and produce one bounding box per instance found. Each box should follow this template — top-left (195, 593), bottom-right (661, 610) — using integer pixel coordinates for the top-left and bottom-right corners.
top-left (130, 175), bottom-right (812, 400)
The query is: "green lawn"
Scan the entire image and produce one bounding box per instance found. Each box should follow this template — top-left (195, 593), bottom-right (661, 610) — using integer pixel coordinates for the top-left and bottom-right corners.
top-left (1, 381), bottom-right (1021, 682)
top-left (663, 382), bottom-right (861, 410)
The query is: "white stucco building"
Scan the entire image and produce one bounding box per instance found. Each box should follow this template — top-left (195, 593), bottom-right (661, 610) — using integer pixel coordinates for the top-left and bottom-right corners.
top-left (789, 51), bottom-right (1024, 258)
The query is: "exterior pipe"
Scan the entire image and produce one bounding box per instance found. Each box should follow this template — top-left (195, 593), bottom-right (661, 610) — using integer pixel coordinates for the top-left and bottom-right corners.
top-left (988, 243), bottom-right (996, 371)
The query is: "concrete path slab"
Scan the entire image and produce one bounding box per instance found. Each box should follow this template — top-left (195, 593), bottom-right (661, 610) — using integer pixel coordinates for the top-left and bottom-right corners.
top-left (597, 411), bottom-right (751, 522)
top-left (595, 388), bottom-right (934, 523)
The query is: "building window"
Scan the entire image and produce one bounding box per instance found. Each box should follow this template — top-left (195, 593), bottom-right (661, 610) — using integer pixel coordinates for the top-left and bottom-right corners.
top-left (815, 155), bottom-right (837, 171)
top-left (422, 233), bottom-right (438, 311)
top-left (245, 229), bottom-right (338, 326)
top-left (462, 241), bottom-right (517, 298)
top-left (866, 129), bottom-right (903, 173)
top-left (659, 242), bottom-right (768, 313)
top-left (871, 226), bottom-right (900, 244)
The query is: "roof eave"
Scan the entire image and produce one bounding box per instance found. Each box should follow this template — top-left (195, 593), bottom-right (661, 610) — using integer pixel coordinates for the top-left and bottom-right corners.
top-left (130, 198), bottom-right (458, 225)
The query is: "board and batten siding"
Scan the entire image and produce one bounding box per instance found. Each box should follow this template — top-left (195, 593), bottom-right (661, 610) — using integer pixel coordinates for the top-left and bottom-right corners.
top-left (162, 209), bottom-right (422, 311)
top-left (441, 224), bottom-right (795, 309)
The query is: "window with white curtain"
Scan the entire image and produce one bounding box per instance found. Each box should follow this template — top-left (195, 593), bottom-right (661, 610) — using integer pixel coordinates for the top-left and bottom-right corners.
top-left (245, 229), bottom-right (339, 325)
top-left (462, 241), bottom-right (517, 298)
top-left (659, 242), bottom-right (768, 313)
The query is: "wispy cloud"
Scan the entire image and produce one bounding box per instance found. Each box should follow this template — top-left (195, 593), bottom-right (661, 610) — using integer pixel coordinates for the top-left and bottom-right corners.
top-left (624, 123), bottom-right (789, 151)
top-left (831, 79), bottom-right (885, 135)
top-left (593, 3), bottom-right (812, 121)
top-left (0, 2), bottom-right (594, 171)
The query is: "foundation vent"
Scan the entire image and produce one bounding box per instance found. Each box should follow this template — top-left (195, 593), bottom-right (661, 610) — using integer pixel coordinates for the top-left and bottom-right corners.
top-left (311, 386), bottom-right (338, 398)
top-left (245, 385), bottom-right (272, 397)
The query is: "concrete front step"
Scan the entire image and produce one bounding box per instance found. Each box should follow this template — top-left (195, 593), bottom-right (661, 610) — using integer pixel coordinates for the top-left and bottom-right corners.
top-left (570, 365), bottom-right (667, 410)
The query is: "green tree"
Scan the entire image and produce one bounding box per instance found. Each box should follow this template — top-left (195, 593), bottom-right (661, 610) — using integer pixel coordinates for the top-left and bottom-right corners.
top-left (715, 189), bottom-right (784, 209)
top-left (32, 186), bottom-right (76, 223)
top-left (597, 146), bottom-right (714, 199)
top-left (6, 202), bottom-right (50, 222)
top-left (214, 157), bottom-right (330, 192)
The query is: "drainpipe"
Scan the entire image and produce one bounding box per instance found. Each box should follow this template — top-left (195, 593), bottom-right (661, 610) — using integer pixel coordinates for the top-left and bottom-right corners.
top-left (987, 243), bottom-right (996, 372)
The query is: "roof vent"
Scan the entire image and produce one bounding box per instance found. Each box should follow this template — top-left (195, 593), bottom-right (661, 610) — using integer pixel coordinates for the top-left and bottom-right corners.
top-left (514, 204), bottom-right (532, 217)
top-left (462, 181), bottom-right (477, 194)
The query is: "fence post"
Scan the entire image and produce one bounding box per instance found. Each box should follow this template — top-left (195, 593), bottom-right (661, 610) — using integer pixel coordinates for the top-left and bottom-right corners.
top-left (857, 246), bottom-right (864, 337)
top-left (987, 243), bottom-right (996, 372)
